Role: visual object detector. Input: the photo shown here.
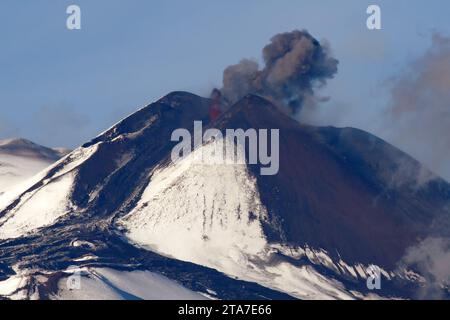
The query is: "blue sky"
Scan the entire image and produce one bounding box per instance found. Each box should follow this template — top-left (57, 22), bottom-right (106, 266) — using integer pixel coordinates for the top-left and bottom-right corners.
top-left (1, 0), bottom-right (450, 148)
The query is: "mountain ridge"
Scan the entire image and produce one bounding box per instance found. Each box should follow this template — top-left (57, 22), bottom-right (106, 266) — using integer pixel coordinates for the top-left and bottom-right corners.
top-left (0, 91), bottom-right (449, 299)
top-left (207, 94), bottom-right (450, 269)
top-left (0, 138), bottom-right (69, 160)
top-left (0, 138), bottom-right (70, 197)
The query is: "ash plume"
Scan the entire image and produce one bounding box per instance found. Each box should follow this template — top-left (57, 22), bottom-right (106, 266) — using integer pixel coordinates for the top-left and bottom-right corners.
top-left (384, 33), bottom-right (450, 182)
top-left (221, 30), bottom-right (338, 115)
top-left (401, 237), bottom-right (450, 299)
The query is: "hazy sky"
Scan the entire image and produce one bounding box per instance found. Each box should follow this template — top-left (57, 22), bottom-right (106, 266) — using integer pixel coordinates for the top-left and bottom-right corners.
top-left (1, 0), bottom-right (450, 151)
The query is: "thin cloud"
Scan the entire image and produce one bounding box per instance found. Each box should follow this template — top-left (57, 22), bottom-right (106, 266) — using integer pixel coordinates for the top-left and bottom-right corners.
top-left (383, 33), bottom-right (450, 182)
top-left (31, 104), bottom-right (91, 148)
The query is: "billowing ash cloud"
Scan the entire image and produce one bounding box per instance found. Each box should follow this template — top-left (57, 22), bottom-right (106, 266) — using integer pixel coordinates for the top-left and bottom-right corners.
top-left (221, 30), bottom-right (338, 114)
top-left (384, 33), bottom-right (450, 182)
top-left (401, 237), bottom-right (450, 299)
top-left (388, 35), bottom-right (450, 296)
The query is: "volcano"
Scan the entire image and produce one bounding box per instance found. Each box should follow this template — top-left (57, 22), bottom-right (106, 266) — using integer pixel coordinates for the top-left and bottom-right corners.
top-left (0, 91), bottom-right (449, 300)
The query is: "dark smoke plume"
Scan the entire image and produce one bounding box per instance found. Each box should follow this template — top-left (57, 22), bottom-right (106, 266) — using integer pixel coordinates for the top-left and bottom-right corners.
top-left (221, 30), bottom-right (338, 114)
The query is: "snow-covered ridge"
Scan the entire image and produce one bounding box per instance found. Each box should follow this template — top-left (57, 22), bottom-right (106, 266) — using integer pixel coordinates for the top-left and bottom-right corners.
top-left (0, 154), bottom-right (53, 196)
top-left (120, 138), bottom-right (269, 267)
top-left (1, 92), bottom-right (444, 300)
top-left (54, 268), bottom-right (207, 300)
top-left (0, 138), bottom-right (70, 198)
top-left (119, 139), bottom-right (389, 300)
top-left (0, 138), bottom-right (68, 159)
top-left (0, 172), bottom-right (75, 240)
top-left (0, 266), bottom-right (206, 300)
top-left (0, 144), bottom-right (100, 239)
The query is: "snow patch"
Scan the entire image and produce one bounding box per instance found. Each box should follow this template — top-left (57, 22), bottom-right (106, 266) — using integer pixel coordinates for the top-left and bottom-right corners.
top-left (0, 172), bottom-right (75, 239)
top-left (0, 274), bottom-right (27, 297)
top-left (0, 144), bottom-right (98, 212)
top-left (73, 255), bottom-right (98, 262)
top-left (119, 140), bottom-right (355, 299)
top-left (0, 154), bottom-right (53, 196)
top-left (54, 268), bottom-right (206, 300)
top-left (120, 139), bottom-right (268, 265)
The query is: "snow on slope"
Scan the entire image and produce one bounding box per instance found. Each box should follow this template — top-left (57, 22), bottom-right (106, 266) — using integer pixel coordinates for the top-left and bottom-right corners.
top-left (120, 139), bottom-right (354, 300)
top-left (0, 172), bottom-right (74, 240)
top-left (0, 266), bottom-right (206, 300)
top-left (0, 154), bottom-right (52, 195)
top-left (0, 138), bottom-right (69, 196)
top-left (54, 268), bottom-right (207, 300)
top-left (0, 138), bottom-right (71, 207)
top-left (121, 139), bottom-right (268, 265)
top-left (0, 272), bottom-right (29, 299)
top-left (0, 144), bottom-right (99, 240)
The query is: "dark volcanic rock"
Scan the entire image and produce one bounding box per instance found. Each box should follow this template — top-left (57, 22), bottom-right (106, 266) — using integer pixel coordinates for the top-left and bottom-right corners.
top-left (213, 94), bottom-right (450, 269)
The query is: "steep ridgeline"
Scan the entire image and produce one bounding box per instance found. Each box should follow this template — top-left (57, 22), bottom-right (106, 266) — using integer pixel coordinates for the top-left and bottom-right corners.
top-left (0, 138), bottom-right (68, 196)
top-left (0, 92), bottom-right (449, 299)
